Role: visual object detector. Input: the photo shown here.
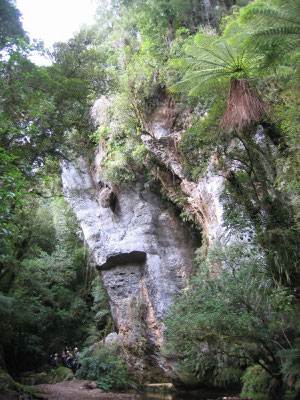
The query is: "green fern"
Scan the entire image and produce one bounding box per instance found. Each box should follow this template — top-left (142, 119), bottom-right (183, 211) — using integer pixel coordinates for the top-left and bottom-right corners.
top-left (260, 27), bottom-right (300, 36)
top-left (170, 33), bottom-right (269, 132)
top-left (170, 33), bottom-right (259, 97)
top-left (240, 0), bottom-right (300, 53)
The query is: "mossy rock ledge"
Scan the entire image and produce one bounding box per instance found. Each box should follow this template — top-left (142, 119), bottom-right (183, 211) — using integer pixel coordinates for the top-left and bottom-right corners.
top-left (0, 370), bottom-right (44, 400)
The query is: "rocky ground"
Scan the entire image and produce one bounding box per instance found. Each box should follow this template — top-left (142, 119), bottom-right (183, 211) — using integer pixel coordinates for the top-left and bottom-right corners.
top-left (0, 380), bottom-right (139, 400)
top-left (0, 381), bottom-right (251, 400)
top-left (31, 381), bottom-right (251, 400)
top-left (32, 380), bottom-right (138, 400)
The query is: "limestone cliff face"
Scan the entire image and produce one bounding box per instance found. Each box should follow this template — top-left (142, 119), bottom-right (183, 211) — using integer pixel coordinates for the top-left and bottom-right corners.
top-left (143, 96), bottom-right (224, 245)
top-left (61, 158), bottom-right (196, 377)
top-left (61, 96), bottom-right (225, 379)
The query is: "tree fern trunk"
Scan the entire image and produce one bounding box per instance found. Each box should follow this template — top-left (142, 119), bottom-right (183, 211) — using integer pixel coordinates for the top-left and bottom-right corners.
top-left (220, 77), bottom-right (270, 133)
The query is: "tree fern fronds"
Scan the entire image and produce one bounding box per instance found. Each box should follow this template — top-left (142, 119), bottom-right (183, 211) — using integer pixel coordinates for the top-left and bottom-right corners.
top-left (171, 70), bottom-right (231, 94)
top-left (169, 58), bottom-right (195, 71)
top-left (223, 41), bottom-right (240, 69)
top-left (246, 32), bottom-right (300, 60)
top-left (186, 75), bottom-right (228, 97)
top-left (270, 0), bottom-right (300, 21)
top-left (240, 4), bottom-right (300, 28)
top-left (194, 33), bottom-right (215, 48)
top-left (256, 26), bottom-right (300, 37)
top-left (185, 43), bottom-right (232, 68)
top-left (184, 53), bottom-right (230, 71)
top-left (240, 0), bottom-right (300, 54)
top-left (184, 68), bottom-right (233, 80)
top-left (171, 68), bottom-right (230, 92)
top-left (169, 31), bottom-right (270, 132)
top-left (193, 33), bottom-right (242, 64)
top-left (239, 0), bottom-right (300, 71)
top-left (170, 57), bottom-right (227, 74)
top-left (188, 77), bottom-right (227, 97)
top-left (184, 45), bottom-right (230, 68)
top-left (222, 20), bottom-right (245, 40)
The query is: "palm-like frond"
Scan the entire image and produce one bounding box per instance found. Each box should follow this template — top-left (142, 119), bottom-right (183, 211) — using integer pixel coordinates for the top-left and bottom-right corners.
top-left (259, 26), bottom-right (300, 36)
top-left (253, 26), bottom-right (300, 52)
top-left (170, 32), bottom-right (270, 132)
top-left (170, 34), bottom-right (259, 97)
top-left (241, 0), bottom-right (300, 26)
top-left (241, 0), bottom-right (300, 54)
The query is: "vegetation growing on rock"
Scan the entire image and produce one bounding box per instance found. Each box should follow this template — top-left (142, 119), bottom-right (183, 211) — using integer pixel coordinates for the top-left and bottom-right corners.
top-left (0, 0), bottom-right (299, 398)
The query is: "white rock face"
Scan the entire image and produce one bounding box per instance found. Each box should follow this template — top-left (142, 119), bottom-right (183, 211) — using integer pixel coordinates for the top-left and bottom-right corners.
top-left (61, 97), bottom-right (226, 378)
top-left (142, 98), bottom-right (225, 246)
top-left (61, 157), bottom-right (196, 375)
top-left (184, 173), bottom-right (224, 243)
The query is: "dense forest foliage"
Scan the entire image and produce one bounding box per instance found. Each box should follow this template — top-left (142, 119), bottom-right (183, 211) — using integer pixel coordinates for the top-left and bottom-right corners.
top-left (0, 0), bottom-right (299, 399)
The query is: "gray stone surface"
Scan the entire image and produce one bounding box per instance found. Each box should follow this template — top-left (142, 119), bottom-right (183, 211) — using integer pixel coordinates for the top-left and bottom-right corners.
top-left (102, 332), bottom-right (123, 346)
top-left (61, 97), bottom-right (227, 378)
top-left (142, 103), bottom-right (225, 245)
top-left (61, 158), bottom-right (196, 374)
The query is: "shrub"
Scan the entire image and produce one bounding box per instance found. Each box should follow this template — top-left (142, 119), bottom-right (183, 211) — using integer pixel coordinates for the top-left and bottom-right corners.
top-left (163, 240), bottom-right (298, 390)
top-left (76, 345), bottom-right (129, 391)
top-left (240, 365), bottom-right (271, 400)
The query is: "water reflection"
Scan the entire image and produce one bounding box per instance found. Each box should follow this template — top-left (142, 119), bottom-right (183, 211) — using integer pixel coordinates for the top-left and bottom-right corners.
top-left (136, 389), bottom-right (234, 400)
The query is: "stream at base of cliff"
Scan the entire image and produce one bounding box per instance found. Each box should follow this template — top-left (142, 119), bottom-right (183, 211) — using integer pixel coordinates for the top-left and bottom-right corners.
top-left (135, 389), bottom-right (241, 400)
top-left (30, 379), bottom-right (241, 400)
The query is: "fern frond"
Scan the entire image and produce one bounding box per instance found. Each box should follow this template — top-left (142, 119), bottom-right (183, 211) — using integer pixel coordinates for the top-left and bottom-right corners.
top-left (169, 58), bottom-right (195, 71)
top-left (241, 5), bottom-right (300, 27)
top-left (184, 48), bottom-right (230, 70)
top-left (256, 26), bottom-right (300, 37)
top-left (186, 42), bottom-right (231, 68)
top-left (170, 32), bottom-right (259, 97)
top-left (274, 0), bottom-right (300, 21)
top-left (184, 45), bottom-right (228, 67)
top-left (193, 33), bottom-right (215, 48)
top-left (188, 75), bottom-right (228, 96)
top-left (248, 30), bottom-right (300, 56)
top-left (170, 68), bottom-right (230, 95)
top-left (193, 33), bottom-right (242, 65)
top-left (240, 0), bottom-right (300, 68)
top-left (223, 20), bottom-right (245, 40)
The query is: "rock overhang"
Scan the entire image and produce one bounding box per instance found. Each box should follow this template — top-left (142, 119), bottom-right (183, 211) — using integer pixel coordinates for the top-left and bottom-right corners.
top-left (97, 250), bottom-right (147, 270)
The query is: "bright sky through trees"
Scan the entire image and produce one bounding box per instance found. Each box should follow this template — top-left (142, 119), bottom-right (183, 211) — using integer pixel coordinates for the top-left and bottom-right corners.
top-left (16, 0), bottom-right (98, 64)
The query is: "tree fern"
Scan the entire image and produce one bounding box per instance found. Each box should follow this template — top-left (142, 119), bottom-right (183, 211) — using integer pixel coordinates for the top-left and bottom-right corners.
top-left (170, 33), bottom-right (269, 132)
top-left (170, 33), bottom-right (257, 97)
